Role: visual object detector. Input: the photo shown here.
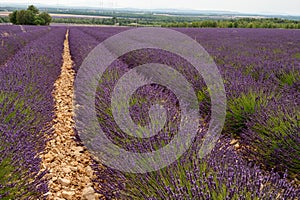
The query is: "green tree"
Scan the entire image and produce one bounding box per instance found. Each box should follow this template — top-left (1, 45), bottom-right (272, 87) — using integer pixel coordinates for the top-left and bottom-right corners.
top-left (8, 10), bottom-right (17, 24)
top-left (16, 10), bottom-right (27, 25)
top-left (38, 12), bottom-right (52, 25)
top-left (34, 15), bottom-right (45, 25)
top-left (9, 5), bottom-right (52, 25)
top-left (233, 21), bottom-right (238, 28)
top-left (24, 10), bottom-right (35, 25)
top-left (27, 5), bottom-right (39, 15)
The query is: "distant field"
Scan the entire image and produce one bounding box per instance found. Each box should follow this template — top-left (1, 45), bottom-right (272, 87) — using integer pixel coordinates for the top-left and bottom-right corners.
top-left (0, 11), bottom-right (10, 17)
top-left (0, 11), bottom-right (112, 19)
top-left (50, 13), bottom-right (112, 19)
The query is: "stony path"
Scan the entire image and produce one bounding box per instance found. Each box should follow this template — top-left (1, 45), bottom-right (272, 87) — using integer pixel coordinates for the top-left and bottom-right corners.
top-left (40, 30), bottom-right (103, 200)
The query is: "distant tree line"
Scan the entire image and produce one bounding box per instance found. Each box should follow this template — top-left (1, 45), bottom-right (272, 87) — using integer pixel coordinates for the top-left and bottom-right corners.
top-left (162, 18), bottom-right (300, 29)
top-left (52, 17), bottom-right (117, 25)
top-left (51, 15), bottom-right (300, 29)
top-left (9, 5), bottom-right (52, 25)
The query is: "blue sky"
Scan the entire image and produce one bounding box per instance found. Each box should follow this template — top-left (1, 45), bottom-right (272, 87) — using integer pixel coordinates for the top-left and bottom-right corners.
top-left (1, 0), bottom-right (300, 15)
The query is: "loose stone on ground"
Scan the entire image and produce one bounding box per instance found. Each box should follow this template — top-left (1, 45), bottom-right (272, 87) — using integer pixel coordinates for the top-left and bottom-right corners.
top-left (40, 29), bottom-right (104, 200)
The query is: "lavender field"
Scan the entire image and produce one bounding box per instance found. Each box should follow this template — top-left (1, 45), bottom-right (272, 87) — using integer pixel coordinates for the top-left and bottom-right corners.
top-left (0, 25), bottom-right (299, 199)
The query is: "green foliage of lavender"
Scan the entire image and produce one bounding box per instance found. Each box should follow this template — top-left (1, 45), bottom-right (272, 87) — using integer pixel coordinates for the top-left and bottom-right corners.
top-left (0, 26), bottom-right (66, 199)
top-left (225, 89), bottom-right (275, 136)
top-left (242, 98), bottom-right (300, 178)
top-left (275, 67), bottom-right (300, 88)
top-left (0, 92), bottom-right (43, 200)
top-left (120, 138), bottom-right (299, 199)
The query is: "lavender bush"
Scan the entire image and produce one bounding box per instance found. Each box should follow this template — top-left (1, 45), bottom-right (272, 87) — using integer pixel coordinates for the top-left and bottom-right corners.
top-left (242, 94), bottom-right (300, 179)
top-left (120, 137), bottom-right (299, 200)
top-left (224, 88), bottom-right (276, 136)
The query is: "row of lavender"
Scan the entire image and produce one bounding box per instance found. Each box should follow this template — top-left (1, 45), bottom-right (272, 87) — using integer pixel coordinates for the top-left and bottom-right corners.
top-left (69, 27), bottom-right (299, 199)
top-left (0, 26), bottom-right (66, 199)
top-left (0, 25), bottom-right (52, 66)
top-left (69, 26), bottom-right (129, 73)
top-left (178, 28), bottom-right (300, 178)
top-left (68, 26), bottom-right (131, 196)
